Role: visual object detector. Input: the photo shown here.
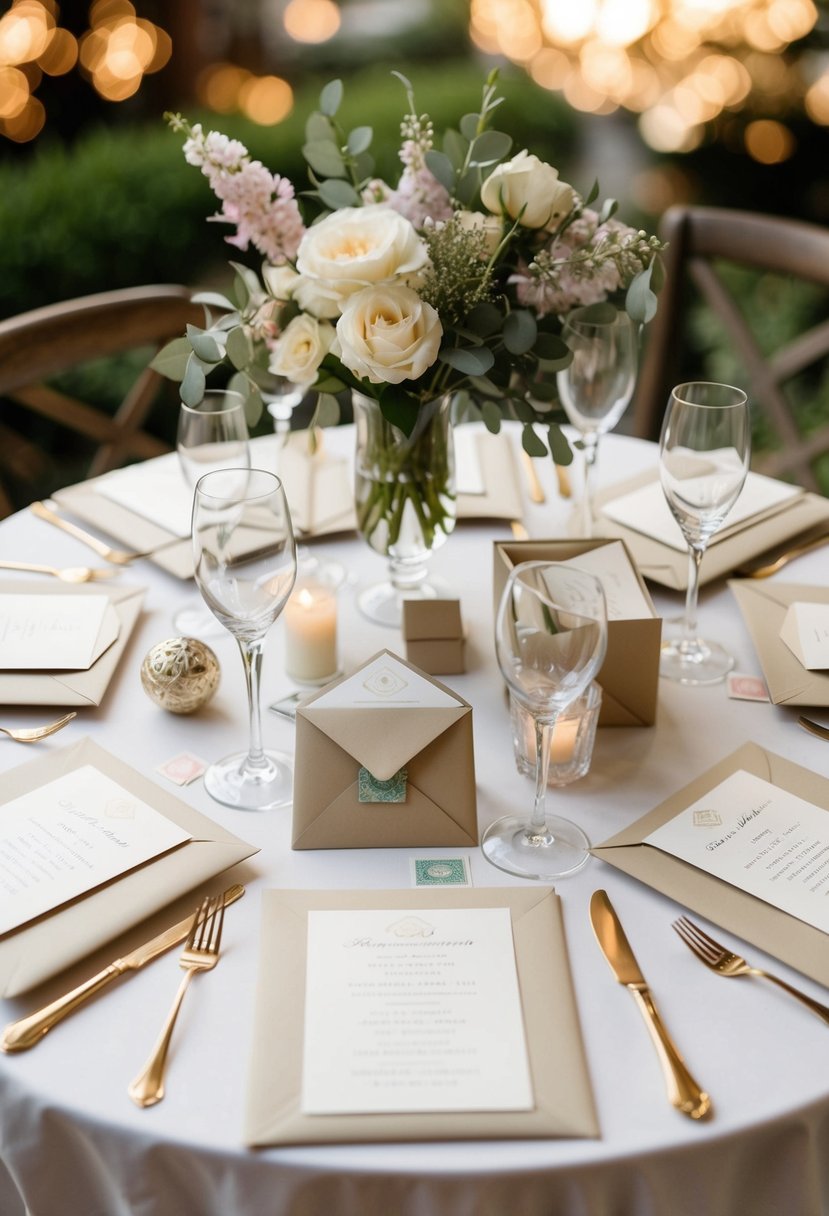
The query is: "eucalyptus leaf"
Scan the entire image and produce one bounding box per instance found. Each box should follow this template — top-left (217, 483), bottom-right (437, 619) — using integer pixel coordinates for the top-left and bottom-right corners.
top-left (303, 139), bottom-right (346, 179)
top-left (526, 379), bottom-right (558, 402)
top-left (318, 177), bottom-right (361, 210)
top-left (455, 167), bottom-right (479, 206)
top-left (570, 301), bottom-right (618, 325)
top-left (470, 129), bottom-right (512, 167)
top-left (521, 424), bottom-right (547, 458)
top-left (191, 290), bottom-right (235, 311)
top-left (503, 310), bottom-right (537, 355)
top-left (243, 386), bottom-right (264, 428)
top-left (313, 393), bottom-right (342, 428)
top-left (226, 325), bottom-right (254, 371)
top-left (548, 423), bottom-right (574, 466)
top-left (347, 125), bottom-right (373, 155)
top-left (305, 111), bottom-right (331, 143)
top-left (313, 373), bottom-right (347, 394)
top-left (180, 352), bottom-right (206, 406)
top-left (481, 400), bottom-right (503, 433)
top-left (466, 301), bottom-right (503, 338)
top-left (599, 197), bottom-right (618, 224)
top-left (460, 113), bottom-right (480, 141)
top-left (424, 149), bottom-right (455, 193)
top-left (626, 262), bottom-right (658, 324)
top-left (443, 128), bottom-right (469, 171)
top-left (469, 374), bottom-right (502, 397)
top-left (439, 345), bottom-right (495, 375)
top-left (534, 332), bottom-right (571, 367)
top-left (319, 79), bottom-right (343, 117)
top-left (186, 325), bottom-right (224, 364)
top-left (150, 337), bottom-right (191, 381)
top-left (352, 151), bottom-right (375, 182)
top-left (513, 398), bottom-right (537, 424)
top-left (584, 179), bottom-right (600, 206)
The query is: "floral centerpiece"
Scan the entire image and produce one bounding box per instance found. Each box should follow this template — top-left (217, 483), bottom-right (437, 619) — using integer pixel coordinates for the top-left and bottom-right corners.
top-left (157, 72), bottom-right (663, 617)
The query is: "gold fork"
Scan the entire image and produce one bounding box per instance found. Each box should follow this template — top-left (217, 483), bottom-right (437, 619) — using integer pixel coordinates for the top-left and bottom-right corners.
top-left (128, 895), bottom-right (225, 1108)
top-left (0, 559), bottom-right (118, 583)
top-left (0, 712), bottom-right (76, 743)
top-left (673, 915), bottom-right (829, 1025)
top-left (30, 500), bottom-right (160, 566)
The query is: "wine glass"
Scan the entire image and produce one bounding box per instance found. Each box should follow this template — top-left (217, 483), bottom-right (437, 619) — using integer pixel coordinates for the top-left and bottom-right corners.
top-left (173, 390), bottom-right (251, 638)
top-left (659, 381), bottom-right (750, 685)
top-left (192, 468), bottom-right (297, 811)
top-left (556, 305), bottom-right (638, 536)
top-left (482, 561), bottom-right (607, 880)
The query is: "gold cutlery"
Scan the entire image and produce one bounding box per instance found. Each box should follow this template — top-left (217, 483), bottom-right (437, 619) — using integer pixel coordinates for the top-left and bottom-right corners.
top-left (510, 520), bottom-right (530, 540)
top-left (0, 559), bottom-right (118, 583)
top-left (128, 893), bottom-right (225, 1108)
top-left (30, 500), bottom-right (159, 566)
top-left (798, 716), bottom-right (829, 741)
top-left (521, 450), bottom-right (546, 504)
top-left (554, 464), bottom-right (572, 499)
top-left (674, 915), bottom-right (829, 1025)
top-left (735, 523), bottom-right (829, 579)
top-left (1, 884), bottom-right (244, 1053)
top-left (590, 890), bottom-right (711, 1120)
top-left (0, 712), bottom-right (76, 744)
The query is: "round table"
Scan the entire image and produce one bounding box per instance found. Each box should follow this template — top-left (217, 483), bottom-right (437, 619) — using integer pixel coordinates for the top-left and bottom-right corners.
top-left (2, 429), bottom-right (829, 1216)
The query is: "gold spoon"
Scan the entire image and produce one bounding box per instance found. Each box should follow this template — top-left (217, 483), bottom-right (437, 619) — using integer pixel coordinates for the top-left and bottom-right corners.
top-left (0, 560), bottom-right (118, 583)
top-left (0, 712), bottom-right (77, 743)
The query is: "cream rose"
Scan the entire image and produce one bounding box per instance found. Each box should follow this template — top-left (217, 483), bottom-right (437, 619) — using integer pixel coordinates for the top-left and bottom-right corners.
top-left (261, 264), bottom-right (300, 302)
top-left (268, 314), bottom-right (335, 385)
top-left (480, 150), bottom-right (575, 230)
top-left (295, 205), bottom-right (429, 314)
top-left (335, 284), bottom-right (442, 385)
top-left (455, 209), bottom-right (503, 256)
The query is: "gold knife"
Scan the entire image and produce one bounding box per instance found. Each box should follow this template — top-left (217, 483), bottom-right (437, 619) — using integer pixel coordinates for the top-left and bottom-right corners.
top-left (1, 884), bottom-right (245, 1053)
top-left (589, 889), bottom-right (711, 1120)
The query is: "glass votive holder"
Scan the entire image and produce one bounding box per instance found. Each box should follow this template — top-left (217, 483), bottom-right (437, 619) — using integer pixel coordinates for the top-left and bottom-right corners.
top-left (509, 682), bottom-right (602, 787)
top-left (283, 575), bottom-right (339, 685)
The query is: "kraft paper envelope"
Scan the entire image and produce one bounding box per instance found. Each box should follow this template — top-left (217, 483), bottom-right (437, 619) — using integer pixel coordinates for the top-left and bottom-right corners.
top-left (0, 580), bottom-right (144, 707)
top-left (730, 580), bottom-right (829, 706)
top-left (245, 887), bottom-right (599, 1146)
top-left (0, 736), bottom-right (259, 997)
top-left (592, 741), bottom-right (829, 987)
top-left (595, 471), bottom-right (829, 590)
top-left (292, 650), bottom-right (477, 849)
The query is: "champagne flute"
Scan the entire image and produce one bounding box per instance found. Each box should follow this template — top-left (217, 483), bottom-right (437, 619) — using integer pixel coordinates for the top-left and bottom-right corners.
top-left (192, 468), bottom-right (297, 811)
top-left (482, 561), bottom-right (607, 880)
top-left (659, 381), bottom-right (750, 685)
top-left (557, 305), bottom-right (638, 536)
top-left (173, 390), bottom-right (250, 637)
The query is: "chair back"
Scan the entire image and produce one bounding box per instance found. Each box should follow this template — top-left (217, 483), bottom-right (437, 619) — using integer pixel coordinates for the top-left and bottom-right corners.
top-left (630, 206), bottom-right (829, 491)
top-left (0, 284), bottom-right (202, 517)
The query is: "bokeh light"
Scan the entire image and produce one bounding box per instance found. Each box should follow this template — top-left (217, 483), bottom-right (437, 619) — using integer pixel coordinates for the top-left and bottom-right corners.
top-left (283, 0), bottom-right (342, 45)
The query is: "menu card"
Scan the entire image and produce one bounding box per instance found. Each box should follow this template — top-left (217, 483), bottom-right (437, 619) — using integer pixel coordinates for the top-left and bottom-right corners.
top-left (559, 541), bottom-right (654, 621)
top-left (0, 594), bottom-right (118, 670)
top-left (601, 472), bottom-right (800, 553)
top-left (93, 453), bottom-right (192, 537)
top-left (780, 602), bottom-right (829, 670)
top-left (301, 906), bottom-right (534, 1115)
top-left (645, 769), bottom-right (829, 934)
top-left (310, 651), bottom-right (460, 710)
top-left (0, 763), bottom-right (192, 935)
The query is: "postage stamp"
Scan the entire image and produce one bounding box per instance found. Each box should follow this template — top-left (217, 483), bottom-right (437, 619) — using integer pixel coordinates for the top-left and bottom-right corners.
top-left (156, 752), bottom-right (208, 786)
top-left (410, 856), bottom-right (472, 887)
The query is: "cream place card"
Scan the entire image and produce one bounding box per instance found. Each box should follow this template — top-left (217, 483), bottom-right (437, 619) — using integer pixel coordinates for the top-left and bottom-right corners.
top-left (601, 472), bottom-right (801, 553)
top-left (0, 762), bottom-right (192, 936)
top-left (310, 651), bottom-right (461, 711)
top-left (559, 541), bottom-right (653, 621)
top-left (644, 768), bottom-right (829, 934)
top-left (301, 906), bottom-right (533, 1115)
top-left (779, 602), bottom-right (829, 670)
top-left (0, 593), bottom-right (119, 670)
top-left (93, 453), bottom-right (193, 538)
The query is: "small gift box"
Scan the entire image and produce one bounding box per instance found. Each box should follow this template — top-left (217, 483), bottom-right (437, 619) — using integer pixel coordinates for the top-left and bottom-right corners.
top-left (493, 539), bottom-right (661, 727)
top-left (292, 649), bottom-right (477, 849)
top-left (402, 598), bottom-right (465, 675)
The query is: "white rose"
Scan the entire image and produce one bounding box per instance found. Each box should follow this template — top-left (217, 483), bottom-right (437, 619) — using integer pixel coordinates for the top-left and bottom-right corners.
top-left (455, 209), bottom-right (503, 256)
top-left (295, 205), bottom-right (428, 313)
top-left (480, 150), bottom-right (575, 230)
top-left (262, 264), bottom-right (300, 302)
top-left (335, 284), bottom-right (442, 385)
top-left (268, 314), bottom-right (335, 385)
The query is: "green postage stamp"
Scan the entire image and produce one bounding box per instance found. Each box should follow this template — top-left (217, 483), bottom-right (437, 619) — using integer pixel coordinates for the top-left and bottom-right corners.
top-left (410, 857), bottom-right (472, 887)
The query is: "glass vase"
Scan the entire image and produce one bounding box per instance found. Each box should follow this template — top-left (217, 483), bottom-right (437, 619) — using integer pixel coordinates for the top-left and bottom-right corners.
top-left (353, 392), bottom-right (456, 627)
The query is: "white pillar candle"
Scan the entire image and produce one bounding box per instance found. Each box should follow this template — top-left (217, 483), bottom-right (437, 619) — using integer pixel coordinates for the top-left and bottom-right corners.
top-left (284, 580), bottom-right (338, 683)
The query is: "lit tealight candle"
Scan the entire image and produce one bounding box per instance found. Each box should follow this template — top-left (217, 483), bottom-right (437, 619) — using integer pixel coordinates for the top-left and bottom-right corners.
top-left (522, 714), bottom-right (579, 766)
top-left (284, 579), bottom-right (338, 683)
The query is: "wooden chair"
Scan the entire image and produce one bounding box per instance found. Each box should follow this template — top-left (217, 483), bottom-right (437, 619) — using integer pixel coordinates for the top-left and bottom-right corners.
top-left (0, 284), bottom-right (203, 517)
top-left (630, 205), bottom-right (829, 491)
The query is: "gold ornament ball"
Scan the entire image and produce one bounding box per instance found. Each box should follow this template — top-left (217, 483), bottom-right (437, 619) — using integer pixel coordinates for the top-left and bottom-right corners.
top-left (140, 637), bottom-right (220, 714)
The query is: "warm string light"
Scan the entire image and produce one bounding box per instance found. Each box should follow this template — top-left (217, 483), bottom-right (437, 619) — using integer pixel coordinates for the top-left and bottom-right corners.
top-left (470, 0), bottom-right (822, 158)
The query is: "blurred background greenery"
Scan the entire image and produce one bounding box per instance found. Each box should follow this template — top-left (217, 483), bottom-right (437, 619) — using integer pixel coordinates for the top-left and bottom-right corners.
top-left (0, 0), bottom-right (828, 505)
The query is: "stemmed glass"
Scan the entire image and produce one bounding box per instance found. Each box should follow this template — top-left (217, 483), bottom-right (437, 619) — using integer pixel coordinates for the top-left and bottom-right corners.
top-left (556, 305), bottom-right (638, 536)
top-left (173, 390), bottom-right (251, 638)
top-left (192, 468), bottom-right (297, 811)
top-left (482, 561), bottom-right (607, 880)
top-left (659, 381), bottom-right (750, 685)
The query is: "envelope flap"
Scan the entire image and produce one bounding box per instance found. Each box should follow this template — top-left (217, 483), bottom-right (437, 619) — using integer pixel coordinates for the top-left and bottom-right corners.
top-left (300, 705), bottom-right (468, 781)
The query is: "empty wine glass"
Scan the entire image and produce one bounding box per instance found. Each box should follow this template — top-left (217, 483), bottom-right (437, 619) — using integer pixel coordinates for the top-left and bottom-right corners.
top-left (482, 561), bottom-right (607, 880)
top-left (192, 468), bottom-right (297, 811)
top-left (173, 390), bottom-right (251, 638)
top-left (557, 305), bottom-right (638, 536)
top-left (659, 381), bottom-right (750, 685)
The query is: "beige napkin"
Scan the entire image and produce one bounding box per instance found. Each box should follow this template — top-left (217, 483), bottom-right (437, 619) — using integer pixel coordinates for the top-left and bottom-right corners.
top-left (730, 580), bottom-right (829, 706)
top-left (596, 471), bottom-right (829, 590)
top-left (244, 886), bottom-right (599, 1146)
top-left (592, 741), bottom-right (829, 987)
top-left (0, 580), bottom-right (143, 706)
top-left (0, 736), bottom-right (259, 997)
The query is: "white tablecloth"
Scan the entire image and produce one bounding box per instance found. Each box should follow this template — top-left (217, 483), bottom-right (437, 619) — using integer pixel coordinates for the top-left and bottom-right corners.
top-left (2, 428), bottom-right (829, 1216)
